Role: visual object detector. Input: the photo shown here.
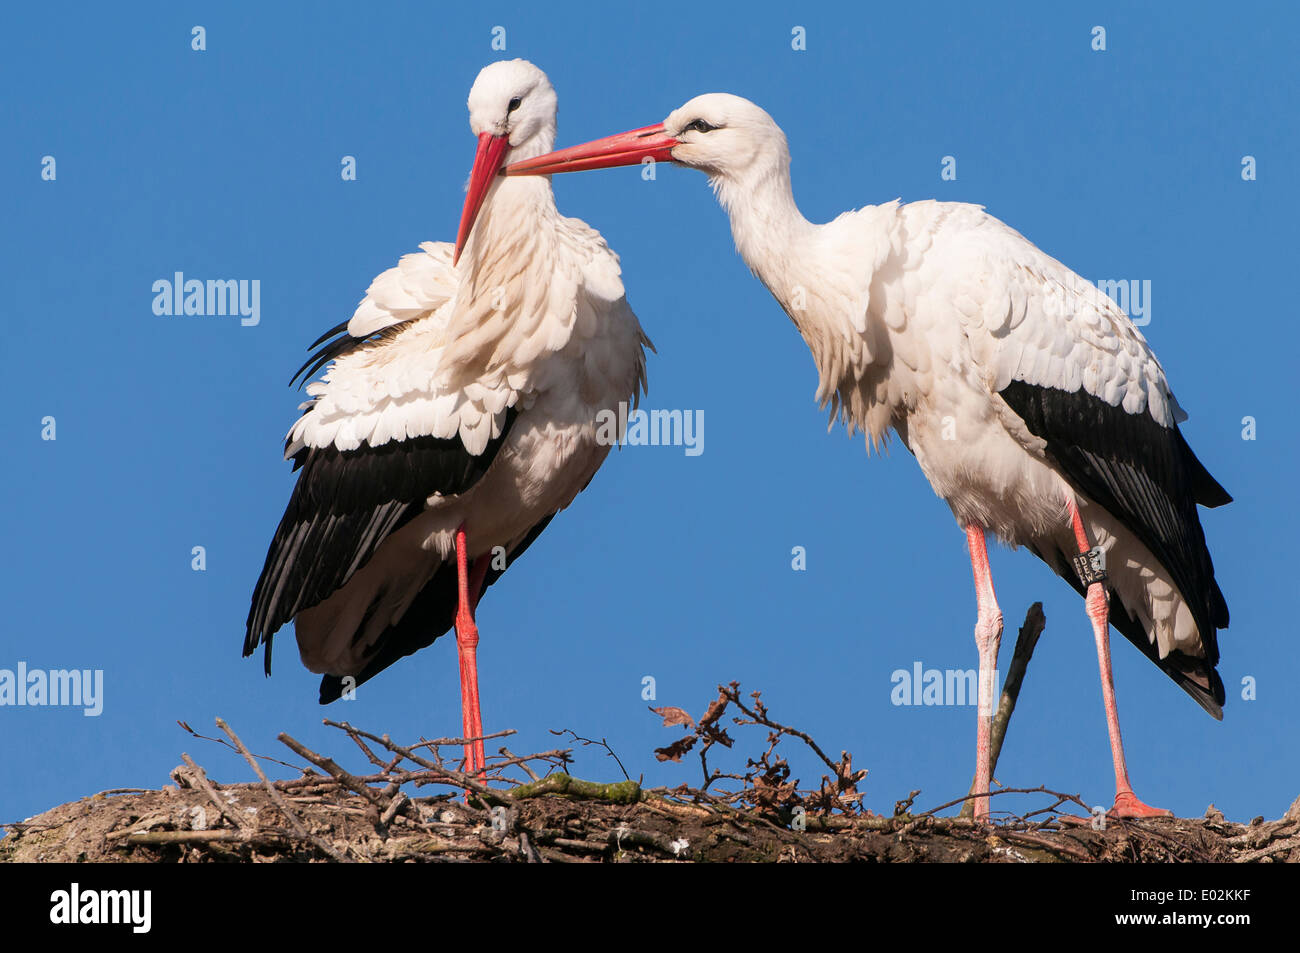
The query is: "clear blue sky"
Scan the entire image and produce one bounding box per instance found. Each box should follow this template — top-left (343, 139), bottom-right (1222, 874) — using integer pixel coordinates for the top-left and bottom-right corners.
top-left (2, 2), bottom-right (1296, 828)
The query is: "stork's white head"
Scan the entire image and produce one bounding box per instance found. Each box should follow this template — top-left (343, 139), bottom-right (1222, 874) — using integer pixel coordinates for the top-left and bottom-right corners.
top-left (456, 59), bottom-right (558, 263)
top-left (466, 59), bottom-right (558, 153)
top-left (502, 92), bottom-right (789, 190)
top-left (660, 94), bottom-right (789, 181)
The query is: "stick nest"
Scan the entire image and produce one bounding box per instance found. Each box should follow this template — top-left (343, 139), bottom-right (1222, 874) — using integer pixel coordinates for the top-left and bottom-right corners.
top-left (4, 682), bottom-right (1297, 863)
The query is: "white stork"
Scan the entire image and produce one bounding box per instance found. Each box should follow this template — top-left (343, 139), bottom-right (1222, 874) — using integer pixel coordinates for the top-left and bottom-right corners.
top-left (245, 60), bottom-right (651, 774)
top-left (507, 94), bottom-right (1231, 818)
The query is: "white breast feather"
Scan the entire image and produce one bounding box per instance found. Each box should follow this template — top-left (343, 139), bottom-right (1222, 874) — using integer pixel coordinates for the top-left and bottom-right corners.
top-left (285, 222), bottom-right (648, 462)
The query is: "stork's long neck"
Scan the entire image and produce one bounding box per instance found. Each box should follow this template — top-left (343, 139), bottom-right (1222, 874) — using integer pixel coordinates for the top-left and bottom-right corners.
top-left (460, 170), bottom-right (561, 284)
top-left (711, 163), bottom-right (825, 327)
top-left (460, 127), bottom-right (562, 281)
top-left (443, 136), bottom-right (568, 384)
top-left (711, 157), bottom-right (898, 443)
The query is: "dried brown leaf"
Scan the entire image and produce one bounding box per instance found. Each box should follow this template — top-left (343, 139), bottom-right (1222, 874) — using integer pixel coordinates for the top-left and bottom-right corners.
top-left (654, 736), bottom-right (697, 763)
top-left (650, 706), bottom-right (696, 729)
top-left (699, 694), bottom-right (729, 728)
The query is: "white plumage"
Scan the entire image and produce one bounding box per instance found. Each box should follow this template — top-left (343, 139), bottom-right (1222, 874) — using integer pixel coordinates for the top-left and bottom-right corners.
top-left (247, 60), bottom-right (651, 765)
top-left (771, 198), bottom-right (1199, 658)
top-left (283, 224), bottom-right (648, 676)
top-left (507, 91), bottom-right (1230, 818)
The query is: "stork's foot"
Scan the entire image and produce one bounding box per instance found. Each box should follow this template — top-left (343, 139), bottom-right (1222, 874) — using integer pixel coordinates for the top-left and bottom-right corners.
top-left (1111, 790), bottom-right (1173, 818)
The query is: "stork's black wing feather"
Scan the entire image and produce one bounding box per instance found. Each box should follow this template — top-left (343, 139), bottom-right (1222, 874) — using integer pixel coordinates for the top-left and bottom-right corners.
top-left (316, 513), bottom-right (556, 704)
top-left (1000, 380), bottom-right (1230, 713)
top-left (289, 320), bottom-right (416, 389)
top-left (244, 408), bottom-right (518, 671)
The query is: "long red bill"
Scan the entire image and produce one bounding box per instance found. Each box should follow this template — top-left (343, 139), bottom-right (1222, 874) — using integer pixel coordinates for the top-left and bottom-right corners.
top-left (504, 123), bottom-right (679, 177)
top-left (454, 132), bottom-right (511, 265)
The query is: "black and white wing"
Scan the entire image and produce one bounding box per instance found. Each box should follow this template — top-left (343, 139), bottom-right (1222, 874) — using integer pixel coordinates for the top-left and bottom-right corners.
top-left (944, 207), bottom-right (1231, 714)
top-left (245, 241), bottom-right (522, 679)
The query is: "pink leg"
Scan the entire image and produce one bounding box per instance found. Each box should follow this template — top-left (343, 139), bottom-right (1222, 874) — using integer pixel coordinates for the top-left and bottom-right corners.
top-left (1067, 501), bottom-right (1171, 818)
top-left (965, 526), bottom-right (1003, 821)
top-left (454, 524), bottom-right (490, 777)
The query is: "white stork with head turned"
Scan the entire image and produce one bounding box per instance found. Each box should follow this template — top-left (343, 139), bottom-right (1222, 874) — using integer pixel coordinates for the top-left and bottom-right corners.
top-left (245, 60), bottom-right (651, 774)
top-left (508, 93), bottom-right (1230, 818)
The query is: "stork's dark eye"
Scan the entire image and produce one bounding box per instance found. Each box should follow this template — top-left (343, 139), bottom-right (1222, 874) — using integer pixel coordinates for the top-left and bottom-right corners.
top-left (507, 97), bottom-right (523, 113)
top-left (684, 119), bottom-right (719, 134)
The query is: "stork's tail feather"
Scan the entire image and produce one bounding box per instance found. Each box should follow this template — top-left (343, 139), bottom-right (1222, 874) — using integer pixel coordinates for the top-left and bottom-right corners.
top-left (316, 513), bottom-right (557, 704)
top-left (318, 564), bottom-right (459, 703)
top-left (1154, 648), bottom-right (1226, 720)
top-left (1179, 428), bottom-right (1233, 509)
top-left (1029, 543), bottom-right (1226, 720)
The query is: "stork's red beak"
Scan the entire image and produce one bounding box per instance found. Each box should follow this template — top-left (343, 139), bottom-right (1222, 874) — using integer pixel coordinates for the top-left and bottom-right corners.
top-left (454, 132), bottom-right (511, 265)
top-left (504, 124), bottom-right (679, 176)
